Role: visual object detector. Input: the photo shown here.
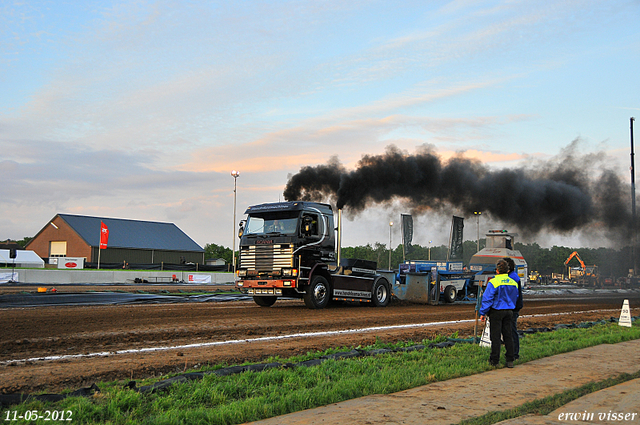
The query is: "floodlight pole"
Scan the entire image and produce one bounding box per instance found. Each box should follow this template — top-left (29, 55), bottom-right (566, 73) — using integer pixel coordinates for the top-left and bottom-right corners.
top-left (631, 118), bottom-right (637, 276)
top-left (231, 170), bottom-right (240, 275)
top-left (388, 221), bottom-right (393, 270)
top-left (474, 211), bottom-right (482, 252)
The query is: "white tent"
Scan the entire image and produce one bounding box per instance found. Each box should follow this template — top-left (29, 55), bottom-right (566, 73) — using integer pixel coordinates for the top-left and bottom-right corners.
top-left (0, 249), bottom-right (45, 268)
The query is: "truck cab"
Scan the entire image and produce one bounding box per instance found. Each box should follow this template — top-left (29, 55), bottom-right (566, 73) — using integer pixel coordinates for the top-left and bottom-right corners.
top-left (235, 201), bottom-right (390, 309)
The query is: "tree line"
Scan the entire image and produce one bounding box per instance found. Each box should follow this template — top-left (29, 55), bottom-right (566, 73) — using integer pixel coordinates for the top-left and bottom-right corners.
top-left (342, 240), bottom-right (637, 279)
top-left (208, 239), bottom-right (636, 278)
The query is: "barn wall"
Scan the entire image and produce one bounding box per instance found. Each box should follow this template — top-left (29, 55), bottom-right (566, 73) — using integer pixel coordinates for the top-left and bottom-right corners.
top-left (27, 215), bottom-right (204, 266)
top-left (26, 216), bottom-right (91, 260)
top-left (92, 247), bottom-right (204, 265)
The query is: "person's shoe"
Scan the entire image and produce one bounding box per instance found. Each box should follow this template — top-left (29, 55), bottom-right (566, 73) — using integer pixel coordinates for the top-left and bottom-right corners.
top-left (489, 361), bottom-right (499, 367)
top-left (506, 362), bottom-right (514, 368)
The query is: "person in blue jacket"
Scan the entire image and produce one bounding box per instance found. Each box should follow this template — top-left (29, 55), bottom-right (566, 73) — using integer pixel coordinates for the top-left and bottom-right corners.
top-left (504, 257), bottom-right (523, 360)
top-left (480, 259), bottom-right (520, 367)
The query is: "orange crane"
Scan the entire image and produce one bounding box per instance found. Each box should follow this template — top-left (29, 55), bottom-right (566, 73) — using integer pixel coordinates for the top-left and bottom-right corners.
top-left (564, 251), bottom-right (599, 286)
top-left (564, 251), bottom-right (586, 269)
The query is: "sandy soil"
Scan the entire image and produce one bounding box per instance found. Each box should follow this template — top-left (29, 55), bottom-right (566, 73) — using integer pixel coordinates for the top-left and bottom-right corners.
top-left (1, 290), bottom-right (638, 395)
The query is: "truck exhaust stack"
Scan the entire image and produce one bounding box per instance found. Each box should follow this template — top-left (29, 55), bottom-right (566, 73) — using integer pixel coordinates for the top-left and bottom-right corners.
top-left (337, 208), bottom-right (342, 268)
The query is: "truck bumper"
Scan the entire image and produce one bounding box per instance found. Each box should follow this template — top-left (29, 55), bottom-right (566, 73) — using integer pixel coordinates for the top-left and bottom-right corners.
top-left (246, 287), bottom-right (283, 296)
top-left (236, 279), bottom-right (298, 295)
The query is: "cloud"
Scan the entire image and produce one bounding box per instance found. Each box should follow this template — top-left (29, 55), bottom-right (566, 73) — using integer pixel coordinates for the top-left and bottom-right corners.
top-left (179, 108), bottom-right (533, 175)
top-left (0, 138), bottom-right (222, 215)
top-left (0, 0), bottom-right (544, 154)
top-left (0, 136), bottom-right (291, 246)
top-left (440, 149), bottom-right (524, 164)
top-left (1, 0), bottom-right (637, 250)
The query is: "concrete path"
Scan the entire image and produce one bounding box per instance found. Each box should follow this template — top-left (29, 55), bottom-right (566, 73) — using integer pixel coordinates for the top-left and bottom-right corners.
top-left (495, 379), bottom-right (640, 424)
top-left (252, 339), bottom-right (640, 425)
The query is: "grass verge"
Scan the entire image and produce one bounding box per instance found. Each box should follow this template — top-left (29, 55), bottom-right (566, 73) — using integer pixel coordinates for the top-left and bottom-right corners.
top-left (457, 370), bottom-right (640, 425)
top-left (4, 321), bottom-right (639, 425)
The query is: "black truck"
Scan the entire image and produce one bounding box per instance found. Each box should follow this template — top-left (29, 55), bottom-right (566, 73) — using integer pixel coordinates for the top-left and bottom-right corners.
top-left (235, 201), bottom-right (391, 309)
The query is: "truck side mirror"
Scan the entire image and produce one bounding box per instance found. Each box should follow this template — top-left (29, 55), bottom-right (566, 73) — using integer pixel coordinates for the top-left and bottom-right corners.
top-left (238, 220), bottom-right (245, 238)
top-left (302, 216), bottom-right (312, 235)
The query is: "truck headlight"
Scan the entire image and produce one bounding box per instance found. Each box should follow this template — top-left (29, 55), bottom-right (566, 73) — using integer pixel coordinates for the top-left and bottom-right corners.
top-left (237, 269), bottom-right (248, 277)
top-left (281, 268), bottom-right (298, 277)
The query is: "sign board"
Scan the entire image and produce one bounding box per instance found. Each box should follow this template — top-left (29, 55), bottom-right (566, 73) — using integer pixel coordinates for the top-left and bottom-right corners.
top-left (619, 299), bottom-right (632, 328)
top-left (188, 274), bottom-right (212, 284)
top-left (0, 272), bottom-right (18, 283)
top-left (448, 262), bottom-right (464, 271)
top-left (432, 261), bottom-right (464, 271)
top-left (479, 318), bottom-right (491, 347)
top-left (58, 257), bottom-right (85, 269)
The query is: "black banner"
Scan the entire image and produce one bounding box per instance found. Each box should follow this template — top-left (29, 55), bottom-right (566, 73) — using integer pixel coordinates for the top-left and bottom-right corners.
top-left (449, 216), bottom-right (464, 260)
top-left (401, 214), bottom-right (413, 248)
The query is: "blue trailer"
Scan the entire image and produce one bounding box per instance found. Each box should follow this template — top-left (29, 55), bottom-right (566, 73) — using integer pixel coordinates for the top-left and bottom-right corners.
top-left (393, 260), bottom-right (492, 304)
top-left (391, 230), bottom-right (527, 305)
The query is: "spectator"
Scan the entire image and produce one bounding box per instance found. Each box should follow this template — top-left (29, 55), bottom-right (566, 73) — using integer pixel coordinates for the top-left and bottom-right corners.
top-left (504, 257), bottom-right (523, 360)
top-left (480, 259), bottom-right (520, 367)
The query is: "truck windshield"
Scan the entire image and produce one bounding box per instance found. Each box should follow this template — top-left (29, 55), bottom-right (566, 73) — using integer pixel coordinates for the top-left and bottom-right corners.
top-left (245, 215), bottom-right (298, 236)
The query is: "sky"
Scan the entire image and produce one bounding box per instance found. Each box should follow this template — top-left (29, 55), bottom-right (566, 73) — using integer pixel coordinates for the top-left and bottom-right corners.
top-left (1, 0), bottom-right (639, 252)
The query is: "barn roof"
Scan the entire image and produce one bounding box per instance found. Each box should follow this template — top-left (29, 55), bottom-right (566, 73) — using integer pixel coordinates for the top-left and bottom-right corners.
top-left (57, 214), bottom-right (203, 252)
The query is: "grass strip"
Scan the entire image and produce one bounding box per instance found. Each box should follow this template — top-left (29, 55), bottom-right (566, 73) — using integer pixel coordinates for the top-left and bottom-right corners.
top-left (5, 321), bottom-right (640, 425)
top-left (457, 370), bottom-right (640, 425)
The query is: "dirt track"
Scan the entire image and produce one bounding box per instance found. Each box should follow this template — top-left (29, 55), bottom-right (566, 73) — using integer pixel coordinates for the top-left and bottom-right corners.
top-left (1, 290), bottom-right (639, 395)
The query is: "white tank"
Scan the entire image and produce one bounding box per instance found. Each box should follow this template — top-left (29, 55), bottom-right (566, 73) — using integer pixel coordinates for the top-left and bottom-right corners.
top-left (469, 230), bottom-right (528, 282)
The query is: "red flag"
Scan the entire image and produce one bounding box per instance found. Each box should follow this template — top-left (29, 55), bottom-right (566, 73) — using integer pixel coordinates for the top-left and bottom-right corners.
top-left (100, 221), bottom-right (109, 249)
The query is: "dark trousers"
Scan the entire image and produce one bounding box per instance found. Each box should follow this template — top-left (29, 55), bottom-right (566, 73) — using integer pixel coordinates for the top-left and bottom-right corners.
top-left (489, 309), bottom-right (514, 364)
top-left (511, 310), bottom-right (520, 359)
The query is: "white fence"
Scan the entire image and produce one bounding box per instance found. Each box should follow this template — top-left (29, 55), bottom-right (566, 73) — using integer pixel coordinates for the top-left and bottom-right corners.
top-left (0, 269), bottom-right (235, 285)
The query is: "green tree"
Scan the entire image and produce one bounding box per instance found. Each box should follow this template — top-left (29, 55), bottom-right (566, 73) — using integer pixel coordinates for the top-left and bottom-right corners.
top-left (204, 243), bottom-right (233, 266)
top-left (341, 243), bottom-right (390, 268)
top-left (221, 236), bottom-right (638, 279)
top-left (1, 237), bottom-right (33, 248)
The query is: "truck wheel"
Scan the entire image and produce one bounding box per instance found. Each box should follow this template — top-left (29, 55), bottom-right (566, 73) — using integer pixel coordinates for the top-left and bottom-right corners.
top-left (372, 278), bottom-right (390, 307)
top-left (253, 296), bottom-right (277, 307)
top-left (304, 275), bottom-right (331, 309)
top-left (443, 285), bottom-right (457, 303)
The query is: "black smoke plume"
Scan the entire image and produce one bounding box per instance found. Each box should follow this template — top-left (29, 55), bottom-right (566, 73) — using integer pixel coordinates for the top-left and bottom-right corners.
top-left (283, 142), bottom-right (632, 238)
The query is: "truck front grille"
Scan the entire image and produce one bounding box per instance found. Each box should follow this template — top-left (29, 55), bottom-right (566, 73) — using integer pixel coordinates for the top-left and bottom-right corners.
top-left (240, 244), bottom-right (294, 271)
